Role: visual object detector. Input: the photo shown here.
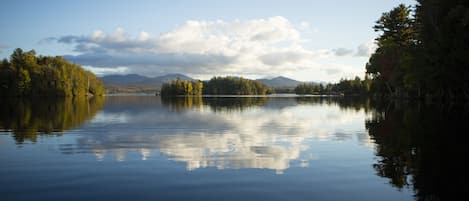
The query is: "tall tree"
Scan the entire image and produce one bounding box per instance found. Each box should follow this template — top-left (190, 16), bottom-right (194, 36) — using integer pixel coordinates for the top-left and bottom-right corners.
top-left (366, 4), bottom-right (417, 97)
top-left (416, 0), bottom-right (469, 99)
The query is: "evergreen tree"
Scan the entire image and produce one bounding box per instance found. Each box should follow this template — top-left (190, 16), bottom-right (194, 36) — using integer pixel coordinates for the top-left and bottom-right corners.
top-left (161, 78), bottom-right (204, 96)
top-left (366, 4), bottom-right (416, 97)
top-left (0, 48), bottom-right (104, 97)
top-left (366, 1), bottom-right (469, 100)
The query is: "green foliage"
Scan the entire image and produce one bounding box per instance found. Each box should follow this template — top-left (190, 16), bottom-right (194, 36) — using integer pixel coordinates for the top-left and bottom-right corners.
top-left (161, 76), bottom-right (271, 96)
top-left (203, 76), bottom-right (271, 95)
top-left (294, 83), bottom-right (315, 94)
top-left (0, 48), bottom-right (104, 97)
top-left (367, 1), bottom-right (469, 100)
top-left (415, 0), bottom-right (469, 99)
top-left (0, 96), bottom-right (105, 143)
top-left (335, 77), bottom-right (371, 96)
top-left (366, 4), bottom-right (416, 97)
top-left (161, 96), bottom-right (268, 112)
top-left (160, 78), bottom-right (204, 96)
top-left (295, 76), bottom-right (372, 96)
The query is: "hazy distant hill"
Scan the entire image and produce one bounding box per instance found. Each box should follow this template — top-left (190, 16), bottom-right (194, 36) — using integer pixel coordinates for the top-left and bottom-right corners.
top-left (134, 73), bottom-right (193, 87)
top-left (101, 73), bottom-right (194, 93)
top-left (256, 76), bottom-right (301, 87)
top-left (101, 74), bottom-right (306, 93)
top-left (102, 73), bottom-right (193, 87)
top-left (101, 74), bottom-right (148, 85)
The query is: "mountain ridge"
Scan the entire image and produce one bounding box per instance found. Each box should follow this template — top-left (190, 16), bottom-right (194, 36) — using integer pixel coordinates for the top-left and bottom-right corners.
top-left (255, 76), bottom-right (302, 87)
top-left (100, 74), bottom-right (305, 93)
top-left (101, 73), bottom-right (193, 88)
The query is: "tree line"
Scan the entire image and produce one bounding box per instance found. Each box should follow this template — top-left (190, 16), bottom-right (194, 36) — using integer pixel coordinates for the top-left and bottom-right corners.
top-left (160, 79), bottom-right (204, 96)
top-left (295, 1), bottom-right (469, 100)
top-left (294, 76), bottom-right (372, 96)
top-left (366, 0), bottom-right (469, 100)
top-left (203, 76), bottom-right (271, 95)
top-left (0, 48), bottom-right (104, 97)
top-left (161, 76), bottom-right (272, 96)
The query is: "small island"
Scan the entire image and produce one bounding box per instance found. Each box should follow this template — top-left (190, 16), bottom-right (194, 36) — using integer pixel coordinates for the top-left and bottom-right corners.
top-left (0, 48), bottom-right (104, 97)
top-left (161, 76), bottom-right (271, 96)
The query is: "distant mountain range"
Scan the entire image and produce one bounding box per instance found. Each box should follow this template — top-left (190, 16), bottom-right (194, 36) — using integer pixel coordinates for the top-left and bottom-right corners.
top-left (255, 76), bottom-right (302, 87)
top-left (101, 73), bottom-right (193, 93)
top-left (100, 73), bottom-right (303, 93)
top-left (101, 73), bottom-right (193, 88)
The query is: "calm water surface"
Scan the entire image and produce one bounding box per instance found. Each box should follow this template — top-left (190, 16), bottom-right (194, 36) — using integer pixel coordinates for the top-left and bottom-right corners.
top-left (0, 96), bottom-right (467, 201)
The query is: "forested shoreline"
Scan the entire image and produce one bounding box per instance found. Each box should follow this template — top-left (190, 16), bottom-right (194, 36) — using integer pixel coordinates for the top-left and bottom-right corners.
top-left (366, 0), bottom-right (469, 100)
top-left (161, 76), bottom-right (271, 96)
top-left (2, 1), bottom-right (467, 101)
top-left (160, 79), bottom-right (204, 96)
top-left (294, 76), bottom-right (373, 96)
top-left (295, 0), bottom-right (469, 101)
top-left (162, 0), bottom-right (469, 100)
top-left (0, 48), bottom-right (104, 97)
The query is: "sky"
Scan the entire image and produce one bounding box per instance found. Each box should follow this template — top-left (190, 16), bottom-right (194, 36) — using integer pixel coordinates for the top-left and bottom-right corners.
top-left (0, 0), bottom-right (416, 82)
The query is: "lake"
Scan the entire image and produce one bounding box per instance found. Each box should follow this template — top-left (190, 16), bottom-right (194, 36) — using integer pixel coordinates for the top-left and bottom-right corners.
top-left (0, 96), bottom-right (467, 201)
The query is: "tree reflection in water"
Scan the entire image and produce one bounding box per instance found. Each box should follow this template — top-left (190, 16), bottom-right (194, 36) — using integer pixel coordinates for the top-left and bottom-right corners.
top-left (161, 96), bottom-right (269, 112)
top-left (0, 97), bottom-right (105, 143)
top-left (366, 101), bottom-right (469, 201)
top-left (2, 95), bottom-right (467, 200)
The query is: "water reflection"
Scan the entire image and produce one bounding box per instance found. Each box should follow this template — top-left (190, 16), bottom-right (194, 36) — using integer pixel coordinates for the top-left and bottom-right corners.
top-left (295, 96), bottom-right (372, 113)
top-left (366, 101), bottom-right (469, 201)
top-left (64, 96), bottom-right (371, 174)
top-left (161, 96), bottom-right (269, 112)
top-left (0, 97), bottom-right (105, 143)
top-left (1, 95), bottom-right (464, 200)
top-left (71, 96), bottom-right (469, 200)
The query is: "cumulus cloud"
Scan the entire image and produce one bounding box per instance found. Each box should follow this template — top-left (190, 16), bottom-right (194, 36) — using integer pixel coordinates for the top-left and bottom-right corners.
top-left (333, 48), bottom-right (353, 56)
top-left (299, 21), bottom-right (310, 30)
top-left (83, 66), bottom-right (129, 76)
top-left (333, 41), bottom-right (377, 57)
top-left (355, 40), bottom-right (377, 57)
top-left (259, 50), bottom-right (313, 66)
top-left (321, 67), bottom-right (342, 75)
top-left (65, 52), bottom-right (235, 75)
top-left (44, 17), bottom-right (374, 79)
top-left (46, 17), bottom-right (334, 76)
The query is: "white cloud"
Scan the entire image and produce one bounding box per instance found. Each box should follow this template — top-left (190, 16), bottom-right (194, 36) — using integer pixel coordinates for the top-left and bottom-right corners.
top-left (83, 66), bottom-right (129, 76)
top-left (49, 17), bottom-right (331, 77)
top-left (259, 50), bottom-right (313, 66)
top-left (333, 48), bottom-right (354, 56)
top-left (332, 41), bottom-right (377, 58)
top-left (47, 16), bottom-right (370, 81)
top-left (90, 30), bottom-right (106, 41)
top-left (321, 67), bottom-right (342, 75)
top-left (299, 21), bottom-right (310, 30)
top-left (355, 40), bottom-right (377, 57)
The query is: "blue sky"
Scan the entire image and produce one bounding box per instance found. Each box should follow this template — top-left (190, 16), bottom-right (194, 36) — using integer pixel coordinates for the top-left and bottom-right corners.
top-left (0, 0), bottom-right (416, 82)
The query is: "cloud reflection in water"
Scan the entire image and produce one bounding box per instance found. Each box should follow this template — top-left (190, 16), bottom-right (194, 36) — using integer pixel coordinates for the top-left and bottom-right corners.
top-left (63, 97), bottom-right (372, 174)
